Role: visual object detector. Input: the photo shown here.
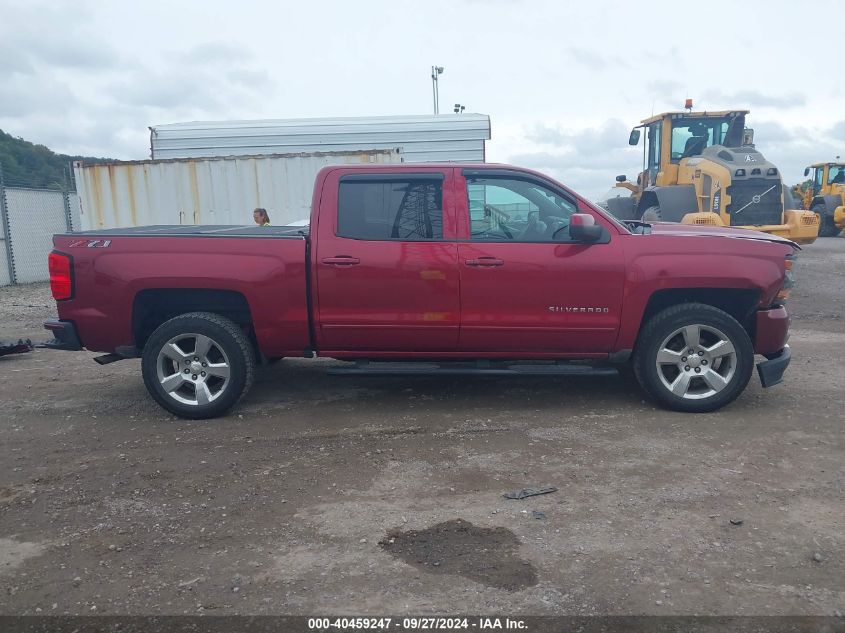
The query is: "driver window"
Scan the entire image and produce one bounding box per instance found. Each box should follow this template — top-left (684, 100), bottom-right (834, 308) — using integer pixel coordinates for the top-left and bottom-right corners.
top-left (814, 168), bottom-right (825, 192)
top-left (647, 123), bottom-right (661, 185)
top-left (466, 177), bottom-right (578, 242)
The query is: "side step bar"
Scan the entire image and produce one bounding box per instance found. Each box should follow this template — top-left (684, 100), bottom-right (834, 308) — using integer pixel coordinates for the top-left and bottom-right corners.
top-left (328, 360), bottom-right (618, 377)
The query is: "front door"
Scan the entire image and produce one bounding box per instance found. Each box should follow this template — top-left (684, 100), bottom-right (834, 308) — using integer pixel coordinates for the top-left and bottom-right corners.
top-left (457, 171), bottom-right (625, 354)
top-left (315, 169), bottom-right (460, 352)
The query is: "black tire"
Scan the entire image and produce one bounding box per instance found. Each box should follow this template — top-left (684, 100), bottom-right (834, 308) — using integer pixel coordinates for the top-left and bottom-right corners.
top-left (813, 203), bottom-right (840, 237)
top-left (633, 303), bottom-right (754, 413)
top-left (141, 312), bottom-right (255, 419)
top-left (641, 205), bottom-right (662, 222)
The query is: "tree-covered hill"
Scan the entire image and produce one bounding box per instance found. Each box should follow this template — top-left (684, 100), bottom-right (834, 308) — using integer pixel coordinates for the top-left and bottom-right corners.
top-left (0, 129), bottom-right (113, 191)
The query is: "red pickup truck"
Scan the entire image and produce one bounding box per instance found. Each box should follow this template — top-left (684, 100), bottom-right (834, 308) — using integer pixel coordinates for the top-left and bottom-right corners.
top-left (43, 163), bottom-right (795, 418)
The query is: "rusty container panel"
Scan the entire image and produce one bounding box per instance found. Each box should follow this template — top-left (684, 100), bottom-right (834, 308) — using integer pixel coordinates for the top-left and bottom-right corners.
top-left (73, 149), bottom-right (402, 230)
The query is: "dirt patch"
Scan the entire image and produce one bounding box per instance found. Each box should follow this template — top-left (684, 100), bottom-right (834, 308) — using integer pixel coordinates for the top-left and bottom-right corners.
top-left (380, 519), bottom-right (537, 591)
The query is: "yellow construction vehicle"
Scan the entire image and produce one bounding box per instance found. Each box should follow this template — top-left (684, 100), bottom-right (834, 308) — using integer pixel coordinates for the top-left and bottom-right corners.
top-left (802, 161), bottom-right (845, 237)
top-left (606, 105), bottom-right (819, 244)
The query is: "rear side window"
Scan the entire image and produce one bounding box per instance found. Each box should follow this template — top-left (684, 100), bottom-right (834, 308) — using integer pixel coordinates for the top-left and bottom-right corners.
top-left (337, 179), bottom-right (443, 240)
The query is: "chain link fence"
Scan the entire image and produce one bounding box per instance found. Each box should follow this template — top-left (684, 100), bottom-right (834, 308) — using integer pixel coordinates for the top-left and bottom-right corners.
top-left (0, 166), bottom-right (78, 286)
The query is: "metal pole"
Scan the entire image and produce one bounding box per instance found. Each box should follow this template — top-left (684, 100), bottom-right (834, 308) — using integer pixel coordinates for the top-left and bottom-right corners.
top-left (63, 161), bottom-right (75, 231)
top-left (431, 66), bottom-right (437, 114)
top-left (0, 164), bottom-right (17, 284)
top-left (63, 191), bottom-right (72, 232)
top-left (431, 66), bottom-right (443, 114)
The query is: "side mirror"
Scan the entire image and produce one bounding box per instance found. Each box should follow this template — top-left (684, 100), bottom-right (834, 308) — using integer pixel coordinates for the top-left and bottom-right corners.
top-left (570, 213), bottom-right (603, 242)
top-left (615, 174), bottom-right (627, 183)
top-left (628, 129), bottom-right (641, 146)
top-left (803, 167), bottom-right (810, 177)
top-left (742, 128), bottom-right (754, 146)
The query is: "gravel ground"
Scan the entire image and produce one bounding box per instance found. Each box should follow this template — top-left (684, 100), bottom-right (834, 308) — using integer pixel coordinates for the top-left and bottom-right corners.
top-left (0, 237), bottom-right (842, 616)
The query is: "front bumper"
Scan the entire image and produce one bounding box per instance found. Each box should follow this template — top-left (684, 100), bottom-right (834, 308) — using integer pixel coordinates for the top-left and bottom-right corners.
top-left (37, 320), bottom-right (83, 351)
top-left (757, 345), bottom-right (791, 388)
top-left (754, 306), bottom-right (789, 355)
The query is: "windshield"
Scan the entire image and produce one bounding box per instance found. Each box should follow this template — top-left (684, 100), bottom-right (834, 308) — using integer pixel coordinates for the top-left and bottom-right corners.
top-left (828, 165), bottom-right (845, 185)
top-left (669, 114), bottom-right (743, 162)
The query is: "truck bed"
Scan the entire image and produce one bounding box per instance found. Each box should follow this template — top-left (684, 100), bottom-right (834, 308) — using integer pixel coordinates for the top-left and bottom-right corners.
top-left (52, 226), bottom-right (311, 357)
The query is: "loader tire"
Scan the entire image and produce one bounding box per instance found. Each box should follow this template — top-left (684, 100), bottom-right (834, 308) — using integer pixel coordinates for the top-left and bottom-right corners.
top-left (641, 206), bottom-right (662, 222)
top-left (813, 203), bottom-right (840, 237)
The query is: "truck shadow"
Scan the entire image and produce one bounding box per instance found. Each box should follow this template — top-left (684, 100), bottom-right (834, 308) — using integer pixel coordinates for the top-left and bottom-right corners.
top-left (246, 358), bottom-right (642, 414)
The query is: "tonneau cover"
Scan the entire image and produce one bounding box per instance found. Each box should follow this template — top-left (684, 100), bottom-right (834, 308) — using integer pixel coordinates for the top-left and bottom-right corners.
top-left (57, 225), bottom-right (309, 238)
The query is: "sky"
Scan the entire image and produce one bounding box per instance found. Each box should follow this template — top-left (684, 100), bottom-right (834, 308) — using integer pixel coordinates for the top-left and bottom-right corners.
top-left (1, 0), bottom-right (843, 199)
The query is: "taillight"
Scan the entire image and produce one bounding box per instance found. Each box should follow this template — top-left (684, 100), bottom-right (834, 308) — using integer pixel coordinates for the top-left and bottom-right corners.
top-left (48, 251), bottom-right (73, 301)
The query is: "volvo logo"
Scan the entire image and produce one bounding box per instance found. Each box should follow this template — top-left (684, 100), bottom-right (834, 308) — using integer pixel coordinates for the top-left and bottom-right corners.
top-left (752, 194), bottom-right (761, 204)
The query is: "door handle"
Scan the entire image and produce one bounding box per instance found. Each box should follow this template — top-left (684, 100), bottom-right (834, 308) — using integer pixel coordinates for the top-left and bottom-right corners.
top-left (465, 257), bottom-right (504, 267)
top-left (321, 256), bottom-right (361, 266)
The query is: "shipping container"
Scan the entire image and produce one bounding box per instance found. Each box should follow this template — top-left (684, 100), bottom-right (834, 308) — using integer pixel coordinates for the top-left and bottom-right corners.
top-left (73, 149), bottom-right (402, 230)
top-left (149, 114), bottom-right (490, 163)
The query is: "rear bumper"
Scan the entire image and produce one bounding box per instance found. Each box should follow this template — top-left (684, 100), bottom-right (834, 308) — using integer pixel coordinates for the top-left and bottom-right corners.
top-left (777, 209), bottom-right (819, 245)
top-left (38, 320), bottom-right (83, 351)
top-left (739, 210), bottom-right (819, 244)
top-left (757, 345), bottom-right (791, 388)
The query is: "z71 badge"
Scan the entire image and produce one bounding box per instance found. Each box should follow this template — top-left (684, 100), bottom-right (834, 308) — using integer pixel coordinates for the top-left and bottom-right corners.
top-left (69, 239), bottom-right (112, 248)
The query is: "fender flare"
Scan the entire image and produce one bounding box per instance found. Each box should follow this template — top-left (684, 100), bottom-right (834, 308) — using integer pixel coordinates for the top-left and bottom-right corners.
top-left (811, 195), bottom-right (841, 217)
top-left (637, 185), bottom-right (699, 222)
top-left (606, 195), bottom-right (638, 221)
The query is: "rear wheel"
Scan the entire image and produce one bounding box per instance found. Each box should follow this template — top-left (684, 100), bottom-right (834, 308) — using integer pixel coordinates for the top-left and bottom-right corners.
top-left (633, 304), bottom-right (754, 413)
top-left (813, 202), bottom-right (840, 237)
top-left (141, 312), bottom-right (255, 419)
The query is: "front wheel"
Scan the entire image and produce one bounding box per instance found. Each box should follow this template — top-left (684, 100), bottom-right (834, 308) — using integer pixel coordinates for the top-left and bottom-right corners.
top-left (141, 312), bottom-right (255, 419)
top-left (633, 304), bottom-right (754, 413)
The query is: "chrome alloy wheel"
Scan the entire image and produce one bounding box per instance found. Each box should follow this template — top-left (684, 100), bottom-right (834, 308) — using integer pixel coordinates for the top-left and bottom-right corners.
top-left (654, 324), bottom-right (737, 400)
top-left (155, 333), bottom-right (231, 406)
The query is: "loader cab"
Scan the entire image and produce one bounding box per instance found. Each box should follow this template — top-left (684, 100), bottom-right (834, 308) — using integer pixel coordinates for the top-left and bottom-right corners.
top-left (630, 110), bottom-right (748, 189)
top-left (806, 163), bottom-right (845, 195)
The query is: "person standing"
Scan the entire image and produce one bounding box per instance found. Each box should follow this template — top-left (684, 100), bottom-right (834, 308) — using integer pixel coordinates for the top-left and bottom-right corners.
top-left (253, 208), bottom-right (271, 226)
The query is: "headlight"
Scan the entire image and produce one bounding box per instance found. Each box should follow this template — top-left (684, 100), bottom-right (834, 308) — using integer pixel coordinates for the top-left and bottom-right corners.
top-left (776, 255), bottom-right (795, 302)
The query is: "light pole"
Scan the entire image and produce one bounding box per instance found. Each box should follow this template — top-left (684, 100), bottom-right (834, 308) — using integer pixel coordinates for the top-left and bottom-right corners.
top-left (431, 66), bottom-right (443, 114)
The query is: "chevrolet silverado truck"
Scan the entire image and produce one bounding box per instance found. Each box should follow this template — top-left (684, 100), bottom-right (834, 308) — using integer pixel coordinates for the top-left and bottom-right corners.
top-left (43, 163), bottom-right (796, 418)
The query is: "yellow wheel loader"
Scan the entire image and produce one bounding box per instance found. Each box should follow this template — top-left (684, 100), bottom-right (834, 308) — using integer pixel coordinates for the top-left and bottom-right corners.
top-left (606, 107), bottom-right (819, 244)
top-left (802, 162), bottom-right (845, 237)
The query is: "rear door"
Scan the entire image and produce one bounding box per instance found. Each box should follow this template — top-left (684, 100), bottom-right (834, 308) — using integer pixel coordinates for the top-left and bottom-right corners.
top-left (457, 169), bottom-right (626, 354)
top-left (314, 168), bottom-right (460, 352)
